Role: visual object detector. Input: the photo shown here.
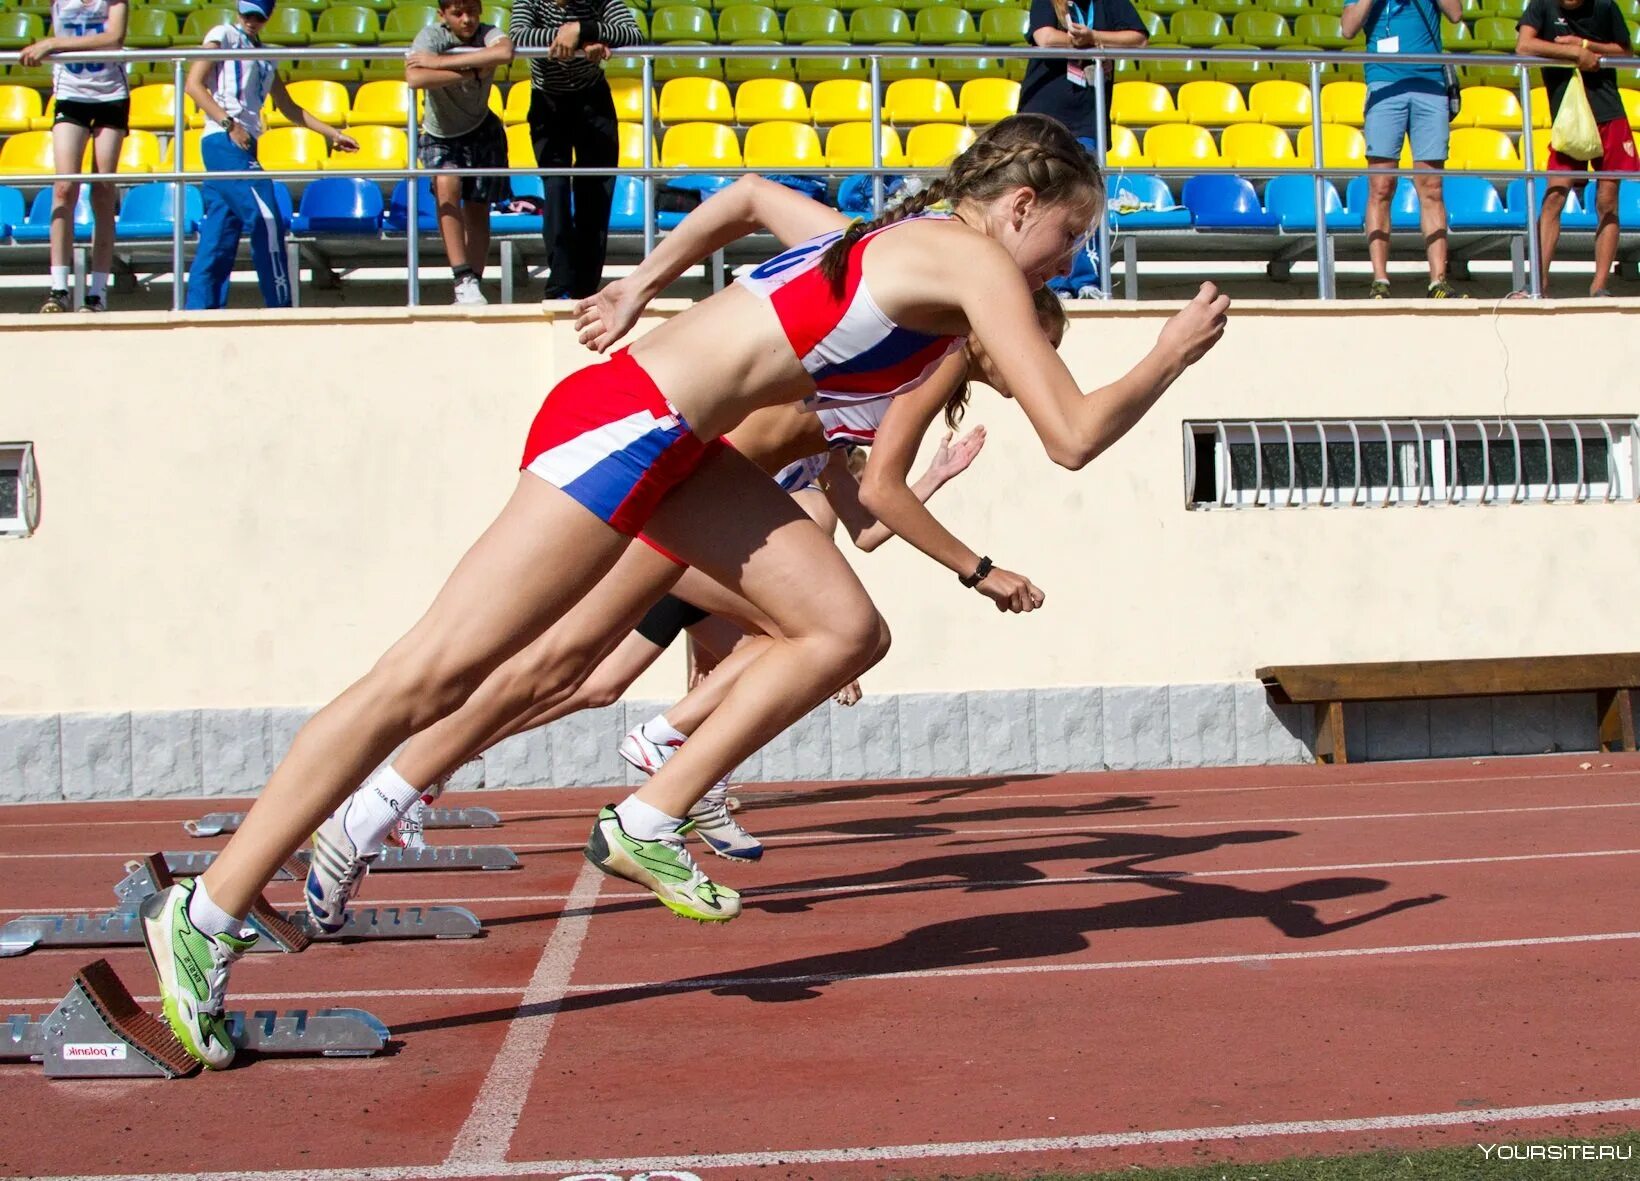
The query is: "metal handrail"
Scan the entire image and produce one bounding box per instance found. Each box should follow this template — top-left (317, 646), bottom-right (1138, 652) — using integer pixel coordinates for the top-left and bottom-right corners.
top-left (3, 40), bottom-right (1636, 306)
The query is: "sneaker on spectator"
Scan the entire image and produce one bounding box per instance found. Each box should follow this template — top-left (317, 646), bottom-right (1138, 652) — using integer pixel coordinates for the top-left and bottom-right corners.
top-left (1426, 279), bottom-right (1466, 300)
top-left (81, 294), bottom-right (107, 313)
top-left (1368, 279), bottom-right (1391, 299)
top-left (453, 275), bottom-right (487, 305)
top-left (40, 291), bottom-right (69, 313)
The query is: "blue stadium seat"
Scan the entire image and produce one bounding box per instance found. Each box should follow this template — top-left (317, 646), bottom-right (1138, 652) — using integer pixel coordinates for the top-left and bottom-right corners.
top-left (10, 185), bottom-right (97, 243)
top-left (115, 182), bottom-right (204, 238)
top-left (490, 174), bottom-right (544, 235)
top-left (1344, 174), bottom-right (1421, 231)
top-left (1263, 174), bottom-right (1362, 232)
top-left (0, 184), bottom-right (23, 240)
top-left (292, 176), bottom-right (383, 233)
top-left (1180, 174), bottom-right (1278, 229)
top-left (608, 174), bottom-right (647, 232)
top-left (274, 182), bottom-right (294, 225)
top-left (1505, 178), bottom-right (1596, 232)
top-left (1106, 174), bottom-right (1192, 229)
top-left (1619, 179), bottom-right (1640, 230)
top-left (1443, 174), bottom-right (1521, 230)
top-left (383, 177), bottom-right (437, 233)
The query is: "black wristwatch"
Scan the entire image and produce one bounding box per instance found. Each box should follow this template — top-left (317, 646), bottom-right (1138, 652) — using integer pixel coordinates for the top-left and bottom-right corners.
top-left (959, 556), bottom-right (993, 588)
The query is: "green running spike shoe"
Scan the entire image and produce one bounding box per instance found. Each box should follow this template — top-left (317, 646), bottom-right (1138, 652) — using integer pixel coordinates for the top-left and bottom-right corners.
top-left (584, 806), bottom-right (741, 922)
top-left (139, 879), bottom-right (259, 1069)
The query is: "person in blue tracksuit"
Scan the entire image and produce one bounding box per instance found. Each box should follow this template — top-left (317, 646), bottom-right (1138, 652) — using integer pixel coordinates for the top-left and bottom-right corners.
top-left (183, 0), bottom-right (358, 308)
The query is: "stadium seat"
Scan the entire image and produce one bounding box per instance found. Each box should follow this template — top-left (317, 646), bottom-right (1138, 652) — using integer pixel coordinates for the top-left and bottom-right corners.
top-left (0, 128), bottom-right (52, 174)
top-left (490, 174), bottom-right (545, 235)
top-left (1106, 124), bottom-right (1150, 167)
top-left (350, 79), bottom-right (411, 126)
top-left (1181, 174), bottom-right (1278, 227)
top-left (811, 78), bottom-right (873, 123)
top-left (1144, 56), bottom-right (1203, 89)
top-left (716, 2), bottom-right (780, 40)
top-left (1621, 87), bottom-right (1640, 129)
top-left (1206, 45), bottom-right (1277, 89)
top-left (0, 84), bottom-right (43, 133)
top-left (177, 6), bottom-right (233, 41)
top-left (1106, 173), bottom-right (1191, 227)
top-left (661, 121), bottom-right (742, 167)
top-left (1456, 84), bottom-right (1522, 129)
top-left (1344, 174), bottom-right (1422, 229)
top-left (650, 50), bottom-right (725, 83)
top-left (1202, 0), bottom-right (1251, 14)
top-left (905, 122), bottom-right (974, 165)
top-left (785, 4), bottom-right (847, 41)
top-left (659, 76), bottom-right (733, 123)
top-left (314, 6), bottom-right (379, 44)
top-left (0, 183), bottom-right (25, 240)
top-left (959, 78), bottom-right (1018, 124)
top-left (380, 4), bottom-right (438, 44)
top-left (849, 6), bottom-right (912, 42)
top-left (335, 124), bottom-right (407, 170)
top-left (1111, 81), bottom-right (1185, 126)
top-left (1143, 122), bottom-right (1222, 167)
top-left (978, 6), bottom-right (1027, 44)
top-left (1441, 18), bottom-right (1475, 50)
top-left (258, 126), bottom-right (331, 170)
top-left (115, 129), bottom-right (163, 173)
top-left (508, 121), bottom-right (538, 167)
top-left (1507, 176), bottom-right (1598, 229)
top-left (825, 120), bottom-right (906, 166)
top-left (0, 12), bottom-right (44, 49)
top-left (506, 81), bottom-right (534, 124)
top-left (281, 0), bottom-right (330, 12)
top-left (159, 128), bottom-right (206, 172)
top-left (126, 83), bottom-right (187, 131)
top-left (797, 44), bottom-right (864, 84)
top-left (482, 3), bottom-right (510, 26)
top-left (650, 4), bottom-right (714, 40)
top-left (736, 77), bottom-right (809, 122)
top-left (1263, 173), bottom-right (1363, 231)
top-left (1136, 9), bottom-right (1173, 44)
top-left (884, 78), bottom-right (962, 123)
top-left (915, 6), bottom-right (979, 43)
top-left (1449, 126), bottom-right (1520, 170)
top-left (1320, 80), bottom-right (1366, 126)
top-left (744, 119), bottom-right (824, 167)
top-left (1263, 0), bottom-right (1313, 17)
top-left (1146, 0), bottom-right (1190, 13)
top-left (259, 6), bottom-right (313, 45)
top-left (293, 175), bottom-right (384, 232)
top-left (1296, 122), bottom-right (1367, 168)
top-left (1221, 122), bottom-right (1298, 168)
top-left (1170, 9), bottom-right (1229, 46)
top-left (288, 53), bottom-right (365, 84)
top-left (382, 176), bottom-right (437, 232)
top-left (1231, 10), bottom-right (1293, 46)
top-left (115, 181), bottom-right (204, 237)
top-left (1248, 79), bottom-right (1313, 126)
top-left (11, 184), bottom-right (99, 246)
top-left (1177, 79), bottom-right (1257, 125)
top-left (1291, 12), bottom-right (1354, 48)
top-left (125, 5), bottom-right (179, 48)
top-left (262, 79), bottom-right (349, 128)
top-left (1443, 173), bottom-right (1521, 228)
top-left (1470, 15), bottom-right (1517, 50)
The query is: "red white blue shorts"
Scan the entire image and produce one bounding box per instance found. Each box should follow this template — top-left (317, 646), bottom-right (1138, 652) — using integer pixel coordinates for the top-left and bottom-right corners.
top-left (521, 349), bottom-right (718, 537)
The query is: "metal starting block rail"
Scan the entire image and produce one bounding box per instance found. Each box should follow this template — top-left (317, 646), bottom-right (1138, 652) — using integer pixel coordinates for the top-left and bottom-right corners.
top-left (1, 959), bottom-right (389, 1077)
top-left (0, 855), bottom-right (482, 957)
top-left (184, 806), bottom-right (501, 837)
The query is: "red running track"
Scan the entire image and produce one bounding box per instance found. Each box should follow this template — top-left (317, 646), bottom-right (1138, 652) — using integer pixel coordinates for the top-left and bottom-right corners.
top-left (3, 753), bottom-right (1640, 1180)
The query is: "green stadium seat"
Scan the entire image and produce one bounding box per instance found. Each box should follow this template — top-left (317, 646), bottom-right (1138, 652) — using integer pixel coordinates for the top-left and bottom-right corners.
top-left (482, 5), bottom-right (510, 27)
top-left (725, 50), bottom-right (794, 84)
top-left (785, 4), bottom-right (846, 40)
top-left (1201, 0), bottom-right (1250, 12)
top-left (314, 6), bottom-right (379, 44)
top-left (915, 6), bottom-right (979, 43)
top-left (978, 6), bottom-right (1027, 44)
top-left (795, 46), bottom-right (867, 82)
top-left (716, 2), bottom-right (779, 39)
top-left (651, 4), bottom-right (714, 40)
top-left (849, 6), bottom-right (912, 42)
top-left (1263, 0), bottom-right (1315, 17)
top-left (940, 57), bottom-right (1009, 82)
top-left (1145, 0), bottom-right (1189, 13)
top-left (654, 50), bottom-right (725, 82)
top-left (883, 56), bottom-right (940, 81)
top-left (178, 7), bottom-right (235, 41)
top-left (125, 6), bottom-right (178, 48)
top-left (282, 0), bottom-right (329, 12)
top-left (1470, 16), bottom-right (1517, 50)
top-left (1136, 8), bottom-right (1173, 43)
top-left (380, 5), bottom-right (438, 45)
top-left (1231, 10), bottom-right (1293, 46)
top-left (259, 6), bottom-right (313, 45)
top-left (1144, 56), bottom-right (1202, 87)
top-left (1291, 12), bottom-right (1352, 48)
top-left (0, 11), bottom-right (43, 46)
top-left (1441, 19), bottom-right (1475, 49)
top-left (289, 50), bottom-right (365, 83)
top-left (1208, 46), bottom-right (1278, 87)
top-left (1170, 10), bottom-right (1229, 47)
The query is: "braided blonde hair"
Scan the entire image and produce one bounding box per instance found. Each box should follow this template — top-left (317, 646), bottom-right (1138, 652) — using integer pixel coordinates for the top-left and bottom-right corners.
top-left (817, 113), bottom-right (1105, 295)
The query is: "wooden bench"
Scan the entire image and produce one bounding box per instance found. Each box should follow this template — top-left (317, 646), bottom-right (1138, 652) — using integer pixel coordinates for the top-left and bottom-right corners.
top-left (1256, 654), bottom-right (1640, 765)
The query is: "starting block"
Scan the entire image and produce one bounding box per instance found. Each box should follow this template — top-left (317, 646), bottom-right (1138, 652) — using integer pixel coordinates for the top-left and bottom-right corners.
top-left (176, 843), bottom-right (519, 876)
top-left (1, 959), bottom-right (388, 1077)
top-left (184, 807), bottom-right (501, 837)
top-left (0, 855), bottom-right (482, 958)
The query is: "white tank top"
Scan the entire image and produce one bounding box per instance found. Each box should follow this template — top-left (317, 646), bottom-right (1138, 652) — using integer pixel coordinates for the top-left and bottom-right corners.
top-left (200, 24), bottom-right (277, 140)
top-left (51, 0), bottom-right (128, 102)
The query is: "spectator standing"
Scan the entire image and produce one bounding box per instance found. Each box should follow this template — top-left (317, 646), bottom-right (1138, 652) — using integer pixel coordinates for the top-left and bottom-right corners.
top-left (183, 0), bottom-right (358, 309)
top-left (20, 0), bottom-right (128, 312)
top-left (509, 0), bottom-right (641, 300)
top-left (1341, 0), bottom-right (1466, 299)
top-left (1021, 0), bottom-right (1147, 297)
top-left (1517, 0), bottom-right (1636, 296)
top-left (406, 0), bottom-right (515, 305)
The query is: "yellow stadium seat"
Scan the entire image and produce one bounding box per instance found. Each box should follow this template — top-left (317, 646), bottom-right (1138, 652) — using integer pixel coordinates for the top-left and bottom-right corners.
top-left (905, 122), bottom-right (974, 166)
top-left (333, 123), bottom-right (406, 170)
top-left (736, 77), bottom-right (809, 123)
top-left (1177, 79), bottom-right (1257, 125)
top-left (1248, 79), bottom-right (1312, 127)
top-left (506, 80), bottom-right (534, 124)
top-left (508, 121), bottom-right (538, 167)
top-left (1106, 124), bottom-right (1151, 168)
top-left (609, 78), bottom-right (653, 124)
top-left (114, 129), bottom-right (162, 173)
top-left (265, 79), bottom-right (349, 128)
top-left (1456, 85), bottom-right (1521, 129)
top-left (618, 122), bottom-right (658, 168)
top-left (0, 129), bottom-right (54, 175)
top-left (1530, 86), bottom-right (1550, 129)
top-left (811, 79), bottom-right (873, 124)
top-left (659, 76), bottom-right (734, 124)
top-left (884, 78), bottom-right (962, 124)
top-left (0, 85), bottom-right (43, 133)
top-left (1110, 80), bottom-right (1184, 126)
top-left (1621, 87), bottom-right (1640, 129)
top-left (744, 120), bottom-right (824, 168)
top-left (1296, 122), bottom-right (1366, 168)
top-left (1143, 123), bottom-right (1222, 167)
top-left (959, 78), bottom-right (1018, 124)
top-left (127, 84), bottom-right (193, 131)
top-left (661, 121), bottom-right (743, 167)
top-left (349, 79), bottom-right (411, 126)
top-left (1449, 126), bottom-right (1520, 170)
top-left (1220, 122), bottom-right (1296, 167)
top-left (1319, 80), bottom-right (1366, 127)
top-left (825, 121), bottom-right (906, 167)
top-left (159, 128), bottom-right (207, 173)
top-left (258, 126), bottom-right (331, 170)
top-left (1531, 134), bottom-right (1549, 171)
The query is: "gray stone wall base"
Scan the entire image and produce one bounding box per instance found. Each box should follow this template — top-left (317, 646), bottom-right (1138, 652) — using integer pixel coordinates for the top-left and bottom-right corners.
top-left (1, 685), bottom-right (1621, 802)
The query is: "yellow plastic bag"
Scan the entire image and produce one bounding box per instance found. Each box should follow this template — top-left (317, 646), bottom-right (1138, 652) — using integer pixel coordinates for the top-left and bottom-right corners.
top-left (1551, 71), bottom-right (1601, 161)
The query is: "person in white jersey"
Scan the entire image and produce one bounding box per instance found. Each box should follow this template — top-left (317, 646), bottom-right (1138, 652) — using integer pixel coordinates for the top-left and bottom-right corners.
top-left (183, 0), bottom-right (357, 309)
top-left (21, 0), bottom-right (128, 312)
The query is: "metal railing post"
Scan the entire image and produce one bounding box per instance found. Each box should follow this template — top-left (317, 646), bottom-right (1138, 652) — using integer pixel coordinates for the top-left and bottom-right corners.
top-left (1093, 59), bottom-right (1111, 298)
top-left (869, 55), bottom-right (884, 216)
top-left (406, 96), bottom-right (420, 307)
top-left (642, 56), bottom-right (656, 258)
top-left (1517, 62), bottom-right (1542, 298)
top-left (1308, 58), bottom-right (1328, 299)
top-left (172, 57), bottom-right (186, 310)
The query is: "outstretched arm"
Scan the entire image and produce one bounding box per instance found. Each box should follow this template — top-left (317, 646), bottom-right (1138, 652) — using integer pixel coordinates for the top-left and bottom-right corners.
top-left (573, 176), bottom-right (849, 351)
top-left (825, 425), bottom-right (985, 553)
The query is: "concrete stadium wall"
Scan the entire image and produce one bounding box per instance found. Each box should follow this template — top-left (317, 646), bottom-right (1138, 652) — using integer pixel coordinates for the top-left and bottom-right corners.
top-left (2, 299), bottom-right (1637, 800)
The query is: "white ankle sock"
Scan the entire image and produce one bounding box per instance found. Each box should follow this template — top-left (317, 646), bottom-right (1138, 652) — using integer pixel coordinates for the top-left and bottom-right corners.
top-left (640, 715), bottom-right (687, 746)
top-left (345, 765), bottom-right (423, 855)
top-left (186, 878), bottom-right (241, 937)
top-left (614, 795), bottom-right (684, 841)
top-left (49, 265), bottom-right (68, 291)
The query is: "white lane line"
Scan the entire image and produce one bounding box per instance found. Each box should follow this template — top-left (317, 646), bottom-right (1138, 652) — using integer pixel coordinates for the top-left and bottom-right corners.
top-left (17, 1096), bottom-right (1640, 1181)
top-left (444, 859), bottom-right (604, 1167)
top-left (7, 845), bottom-right (1639, 921)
